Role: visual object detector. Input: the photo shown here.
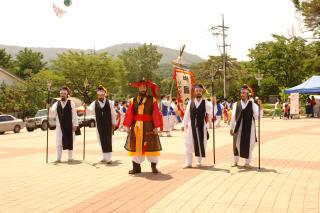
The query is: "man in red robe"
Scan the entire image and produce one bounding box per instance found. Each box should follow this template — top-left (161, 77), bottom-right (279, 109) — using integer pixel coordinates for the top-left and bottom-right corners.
top-left (123, 79), bottom-right (162, 174)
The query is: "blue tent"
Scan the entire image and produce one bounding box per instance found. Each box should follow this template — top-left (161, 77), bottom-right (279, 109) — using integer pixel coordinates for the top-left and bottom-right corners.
top-left (284, 76), bottom-right (320, 94)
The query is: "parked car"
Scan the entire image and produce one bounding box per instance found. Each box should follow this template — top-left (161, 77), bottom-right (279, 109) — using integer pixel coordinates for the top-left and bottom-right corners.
top-left (78, 115), bottom-right (96, 128)
top-left (0, 114), bottom-right (25, 134)
top-left (25, 109), bottom-right (56, 132)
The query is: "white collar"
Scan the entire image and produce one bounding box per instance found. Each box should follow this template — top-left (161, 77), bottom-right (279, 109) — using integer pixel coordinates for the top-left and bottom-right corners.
top-left (99, 98), bottom-right (106, 104)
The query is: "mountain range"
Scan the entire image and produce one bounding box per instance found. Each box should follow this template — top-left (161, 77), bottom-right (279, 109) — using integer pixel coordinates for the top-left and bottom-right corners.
top-left (0, 43), bottom-right (205, 65)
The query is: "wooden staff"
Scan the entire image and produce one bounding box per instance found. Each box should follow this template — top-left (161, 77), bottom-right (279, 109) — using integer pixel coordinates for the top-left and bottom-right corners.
top-left (211, 72), bottom-right (216, 165)
top-left (258, 99), bottom-right (261, 170)
top-left (83, 78), bottom-right (89, 160)
top-left (46, 82), bottom-right (52, 163)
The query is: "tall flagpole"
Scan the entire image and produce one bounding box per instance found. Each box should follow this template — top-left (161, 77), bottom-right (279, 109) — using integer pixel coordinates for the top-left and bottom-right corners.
top-left (211, 70), bottom-right (216, 165)
top-left (83, 78), bottom-right (89, 161)
top-left (256, 71), bottom-right (263, 170)
top-left (210, 65), bottom-right (218, 166)
top-left (258, 102), bottom-right (261, 170)
top-left (46, 82), bottom-right (52, 164)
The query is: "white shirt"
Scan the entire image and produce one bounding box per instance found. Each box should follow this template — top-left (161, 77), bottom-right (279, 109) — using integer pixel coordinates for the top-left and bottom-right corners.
top-left (87, 98), bottom-right (117, 126)
top-left (230, 100), bottom-right (259, 130)
top-left (182, 98), bottom-right (212, 127)
top-left (50, 99), bottom-right (79, 127)
top-left (209, 101), bottom-right (218, 116)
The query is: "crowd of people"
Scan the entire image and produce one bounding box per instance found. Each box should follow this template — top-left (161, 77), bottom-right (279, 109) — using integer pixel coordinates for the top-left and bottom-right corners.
top-left (271, 95), bottom-right (319, 120)
top-left (305, 95), bottom-right (318, 118)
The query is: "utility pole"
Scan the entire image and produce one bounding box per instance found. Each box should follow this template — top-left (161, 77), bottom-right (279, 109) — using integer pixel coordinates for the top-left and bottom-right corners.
top-left (210, 14), bottom-right (230, 99)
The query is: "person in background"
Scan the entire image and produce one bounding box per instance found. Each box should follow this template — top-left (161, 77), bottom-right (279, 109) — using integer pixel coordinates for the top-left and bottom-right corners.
top-left (170, 97), bottom-right (178, 130)
top-left (272, 98), bottom-right (280, 119)
top-left (305, 96), bottom-right (312, 118)
top-left (215, 99), bottom-right (223, 127)
top-left (119, 100), bottom-right (127, 131)
top-left (311, 96), bottom-right (316, 118)
top-left (223, 100), bottom-right (229, 123)
top-left (159, 95), bottom-right (172, 137)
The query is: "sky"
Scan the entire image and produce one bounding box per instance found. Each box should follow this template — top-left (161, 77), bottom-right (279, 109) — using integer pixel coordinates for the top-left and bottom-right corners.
top-left (0, 0), bottom-right (309, 61)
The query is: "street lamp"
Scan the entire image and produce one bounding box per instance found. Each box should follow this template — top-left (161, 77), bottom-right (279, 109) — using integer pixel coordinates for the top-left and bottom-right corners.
top-left (255, 70), bottom-right (264, 87)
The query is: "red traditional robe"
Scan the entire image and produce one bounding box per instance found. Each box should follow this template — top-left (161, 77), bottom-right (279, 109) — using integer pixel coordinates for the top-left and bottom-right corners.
top-left (123, 95), bottom-right (162, 157)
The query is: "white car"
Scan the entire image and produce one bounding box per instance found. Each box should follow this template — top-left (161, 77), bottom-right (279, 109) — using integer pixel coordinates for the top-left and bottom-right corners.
top-left (25, 109), bottom-right (56, 132)
top-left (78, 115), bottom-right (96, 128)
top-left (0, 114), bottom-right (25, 134)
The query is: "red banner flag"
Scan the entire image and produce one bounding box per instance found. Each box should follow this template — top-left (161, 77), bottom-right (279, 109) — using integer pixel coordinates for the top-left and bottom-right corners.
top-left (173, 67), bottom-right (194, 117)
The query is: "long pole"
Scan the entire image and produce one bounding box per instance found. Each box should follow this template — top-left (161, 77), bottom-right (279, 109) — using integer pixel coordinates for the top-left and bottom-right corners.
top-left (222, 14), bottom-right (227, 99)
top-left (82, 105), bottom-right (87, 160)
top-left (83, 80), bottom-right (88, 161)
top-left (83, 105), bottom-right (86, 160)
top-left (258, 101), bottom-right (261, 170)
top-left (211, 72), bottom-right (216, 165)
top-left (46, 83), bottom-right (51, 164)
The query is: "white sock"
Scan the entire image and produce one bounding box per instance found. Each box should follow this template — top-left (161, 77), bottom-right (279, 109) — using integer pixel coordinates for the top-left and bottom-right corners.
top-left (56, 145), bottom-right (62, 161)
top-left (197, 157), bottom-right (202, 164)
top-left (68, 150), bottom-right (73, 160)
top-left (185, 152), bottom-right (193, 165)
top-left (234, 156), bottom-right (239, 163)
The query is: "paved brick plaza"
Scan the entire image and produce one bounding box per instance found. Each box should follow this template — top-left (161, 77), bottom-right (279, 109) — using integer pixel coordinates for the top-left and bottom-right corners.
top-left (0, 118), bottom-right (319, 213)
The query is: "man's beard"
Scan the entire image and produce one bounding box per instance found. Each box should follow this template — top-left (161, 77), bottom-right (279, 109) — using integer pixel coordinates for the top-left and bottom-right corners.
top-left (98, 97), bottom-right (105, 102)
top-left (61, 97), bottom-right (66, 101)
top-left (196, 94), bottom-right (202, 99)
top-left (139, 91), bottom-right (147, 97)
top-left (241, 95), bottom-right (248, 101)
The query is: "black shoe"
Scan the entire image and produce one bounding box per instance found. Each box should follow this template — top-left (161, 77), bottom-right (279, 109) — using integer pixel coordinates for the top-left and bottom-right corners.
top-left (129, 161), bottom-right (141, 174)
top-left (151, 162), bottom-right (159, 174)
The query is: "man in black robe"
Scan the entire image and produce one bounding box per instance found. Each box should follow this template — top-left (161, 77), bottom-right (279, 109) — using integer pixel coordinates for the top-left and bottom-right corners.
top-left (87, 85), bottom-right (117, 163)
top-left (50, 86), bottom-right (79, 163)
top-left (181, 84), bottom-right (212, 168)
top-left (230, 84), bottom-right (259, 169)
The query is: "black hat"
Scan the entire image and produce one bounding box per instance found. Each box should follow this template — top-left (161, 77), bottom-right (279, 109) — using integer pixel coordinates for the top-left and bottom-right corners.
top-left (60, 86), bottom-right (71, 95)
top-left (194, 84), bottom-right (204, 89)
top-left (96, 85), bottom-right (107, 93)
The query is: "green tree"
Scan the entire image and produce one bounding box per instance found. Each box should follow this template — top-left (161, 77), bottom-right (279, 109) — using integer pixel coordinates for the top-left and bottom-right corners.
top-left (20, 69), bottom-right (65, 116)
top-left (118, 43), bottom-right (162, 95)
top-left (0, 49), bottom-right (14, 70)
top-left (0, 70), bottom-right (65, 116)
top-left (15, 48), bottom-right (47, 79)
top-left (52, 51), bottom-right (125, 102)
top-left (192, 55), bottom-right (246, 100)
top-left (303, 41), bottom-right (320, 75)
top-left (248, 35), bottom-right (311, 88)
top-left (293, 0), bottom-right (320, 36)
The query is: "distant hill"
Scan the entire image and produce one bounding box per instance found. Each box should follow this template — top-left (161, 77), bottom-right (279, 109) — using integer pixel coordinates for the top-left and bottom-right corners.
top-left (98, 43), bottom-right (205, 65)
top-left (0, 43), bottom-right (205, 65)
top-left (0, 44), bottom-right (83, 63)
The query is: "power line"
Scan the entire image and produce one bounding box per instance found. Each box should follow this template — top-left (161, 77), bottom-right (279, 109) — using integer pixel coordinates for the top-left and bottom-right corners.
top-left (210, 14), bottom-right (230, 99)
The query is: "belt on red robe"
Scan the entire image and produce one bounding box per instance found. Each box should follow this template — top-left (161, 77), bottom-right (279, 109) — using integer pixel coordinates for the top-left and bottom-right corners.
top-left (134, 114), bottom-right (152, 122)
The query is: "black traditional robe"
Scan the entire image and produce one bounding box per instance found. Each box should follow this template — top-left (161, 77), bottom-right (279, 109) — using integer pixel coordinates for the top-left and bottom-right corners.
top-left (95, 99), bottom-right (113, 153)
top-left (233, 101), bottom-right (256, 159)
top-left (57, 100), bottom-right (73, 150)
top-left (190, 99), bottom-right (207, 157)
